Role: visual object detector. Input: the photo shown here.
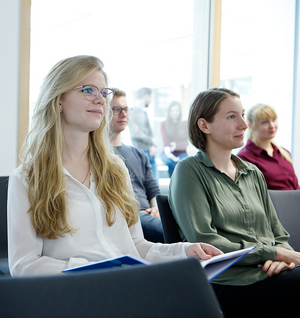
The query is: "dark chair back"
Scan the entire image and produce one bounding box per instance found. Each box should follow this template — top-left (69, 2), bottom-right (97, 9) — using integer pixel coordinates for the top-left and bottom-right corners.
top-left (0, 177), bottom-right (9, 276)
top-left (0, 258), bottom-right (223, 318)
top-left (156, 194), bottom-right (181, 243)
top-left (268, 189), bottom-right (300, 251)
top-left (0, 177), bottom-right (9, 258)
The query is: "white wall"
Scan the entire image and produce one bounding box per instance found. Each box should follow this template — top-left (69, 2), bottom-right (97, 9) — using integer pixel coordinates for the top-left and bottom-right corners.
top-left (0, 0), bottom-right (21, 176)
top-left (293, 1), bottom-right (300, 180)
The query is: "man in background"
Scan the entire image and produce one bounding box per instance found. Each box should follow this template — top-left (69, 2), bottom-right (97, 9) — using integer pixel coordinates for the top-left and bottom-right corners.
top-left (128, 87), bottom-right (158, 184)
top-left (109, 88), bottom-right (164, 243)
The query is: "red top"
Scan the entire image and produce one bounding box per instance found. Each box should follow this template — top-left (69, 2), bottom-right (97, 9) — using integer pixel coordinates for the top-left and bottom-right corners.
top-left (238, 139), bottom-right (300, 190)
top-left (160, 120), bottom-right (189, 156)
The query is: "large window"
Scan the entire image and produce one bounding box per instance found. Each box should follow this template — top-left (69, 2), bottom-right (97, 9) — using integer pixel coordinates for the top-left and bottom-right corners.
top-left (30, 0), bottom-right (299, 176)
top-left (220, 0), bottom-right (296, 154)
top-left (30, 0), bottom-right (195, 161)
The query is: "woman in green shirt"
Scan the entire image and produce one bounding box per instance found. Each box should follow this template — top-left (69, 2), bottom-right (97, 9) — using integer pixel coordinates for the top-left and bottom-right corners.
top-left (169, 87), bottom-right (300, 317)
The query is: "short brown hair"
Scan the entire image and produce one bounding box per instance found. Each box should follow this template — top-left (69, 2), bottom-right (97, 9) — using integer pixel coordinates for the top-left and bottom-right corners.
top-left (188, 87), bottom-right (240, 150)
top-left (111, 88), bottom-right (126, 98)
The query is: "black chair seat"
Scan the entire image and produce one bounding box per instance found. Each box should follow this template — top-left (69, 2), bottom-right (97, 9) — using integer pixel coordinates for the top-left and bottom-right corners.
top-left (0, 258), bottom-right (223, 318)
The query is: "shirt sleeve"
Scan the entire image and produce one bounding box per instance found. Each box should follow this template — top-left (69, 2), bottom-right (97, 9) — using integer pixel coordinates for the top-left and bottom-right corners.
top-left (291, 167), bottom-right (300, 189)
top-left (168, 159), bottom-right (289, 266)
top-left (130, 219), bottom-right (191, 263)
top-left (282, 149), bottom-right (300, 189)
top-left (141, 150), bottom-right (160, 201)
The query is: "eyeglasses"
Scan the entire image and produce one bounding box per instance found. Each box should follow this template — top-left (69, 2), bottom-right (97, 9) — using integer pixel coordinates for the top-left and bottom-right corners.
top-left (72, 85), bottom-right (114, 102)
top-left (111, 107), bottom-right (133, 115)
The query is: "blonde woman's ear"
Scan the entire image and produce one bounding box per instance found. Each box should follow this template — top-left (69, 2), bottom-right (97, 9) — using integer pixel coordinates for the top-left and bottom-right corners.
top-left (197, 118), bottom-right (210, 134)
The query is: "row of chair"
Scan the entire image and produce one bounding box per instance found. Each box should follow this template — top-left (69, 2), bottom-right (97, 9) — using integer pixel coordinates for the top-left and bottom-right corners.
top-left (0, 258), bottom-right (223, 318)
top-left (1, 176), bottom-right (300, 317)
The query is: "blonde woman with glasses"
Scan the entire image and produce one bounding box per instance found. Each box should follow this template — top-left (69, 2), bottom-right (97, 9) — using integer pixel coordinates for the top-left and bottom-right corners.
top-left (7, 55), bottom-right (221, 277)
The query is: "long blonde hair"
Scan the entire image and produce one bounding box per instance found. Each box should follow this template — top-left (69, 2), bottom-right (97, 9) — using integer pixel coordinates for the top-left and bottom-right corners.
top-left (247, 103), bottom-right (293, 164)
top-left (21, 55), bottom-right (139, 239)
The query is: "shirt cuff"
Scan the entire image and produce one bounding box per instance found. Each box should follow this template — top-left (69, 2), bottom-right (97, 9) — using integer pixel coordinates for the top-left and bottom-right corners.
top-left (260, 245), bottom-right (277, 262)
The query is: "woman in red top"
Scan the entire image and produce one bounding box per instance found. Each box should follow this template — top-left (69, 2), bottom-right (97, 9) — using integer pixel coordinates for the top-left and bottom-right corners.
top-left (160, 101), bottom-right (188, 177)
top-left (238, 103), bottom-right (300, 190)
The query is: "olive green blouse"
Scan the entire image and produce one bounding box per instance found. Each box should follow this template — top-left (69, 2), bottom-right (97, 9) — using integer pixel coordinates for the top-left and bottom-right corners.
top-left (169, 150), bottom-right (293, 286)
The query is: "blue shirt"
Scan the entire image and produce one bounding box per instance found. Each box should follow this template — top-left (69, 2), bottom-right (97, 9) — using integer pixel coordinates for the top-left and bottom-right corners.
top-left (114, 144), bottom-right (160, 210)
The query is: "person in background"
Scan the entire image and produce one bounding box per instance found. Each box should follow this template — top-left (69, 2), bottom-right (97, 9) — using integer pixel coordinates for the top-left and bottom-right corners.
top-left (237, 103), bottom-right (300, 190)
top-left (7, 55), bottom-right (221, 277)
top-left (109, 88), bottom-right (164, 243)
top-left (128, 87), bottom-right (158, 184)
top-left (169, 87), bottom-right (300, 317)
top-left (160, 101), bottom-right (189, 177)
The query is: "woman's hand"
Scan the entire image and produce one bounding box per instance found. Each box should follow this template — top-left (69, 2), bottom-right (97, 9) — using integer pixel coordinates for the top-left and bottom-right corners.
top-left (164, 146), bottom-right (180, 162)
top-left (185, 243), bottom-right (223, 261)
top-left (142, 207), bottom-right (161, 220)
top-left (262, 260), bottom-right (295, 277)
top-left (276, 247), bottom-right (300, 266)
top-left (169, 142), bottom-right (176, 152)
top-left (260, 247), bottom-right (300, 276)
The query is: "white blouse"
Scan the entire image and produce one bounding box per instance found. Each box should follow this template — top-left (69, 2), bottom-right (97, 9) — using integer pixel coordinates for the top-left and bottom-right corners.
top-left (7, 165), bottom-right (190, 277)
